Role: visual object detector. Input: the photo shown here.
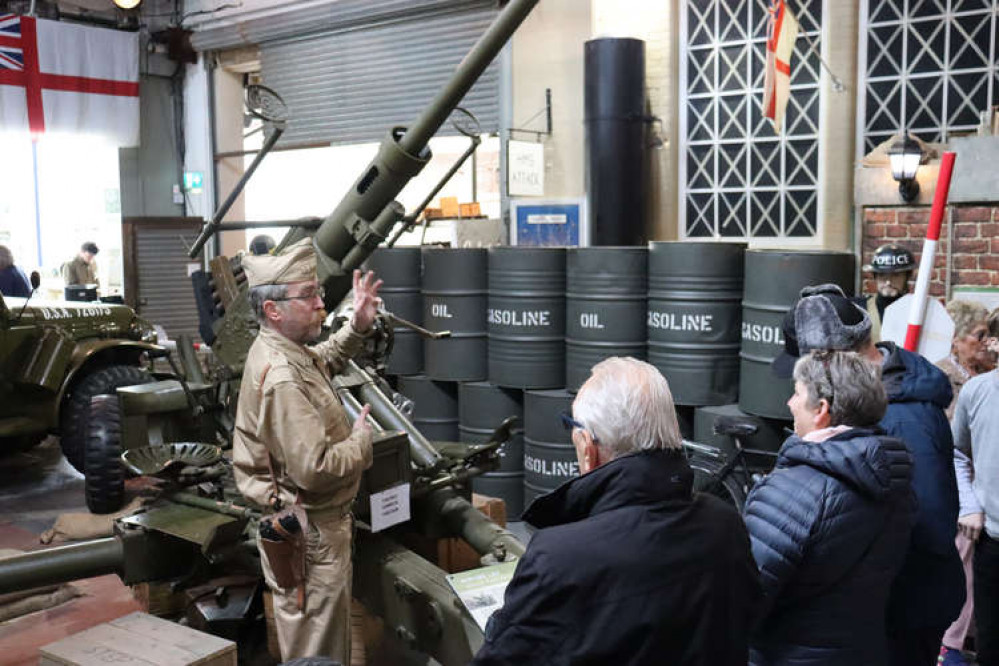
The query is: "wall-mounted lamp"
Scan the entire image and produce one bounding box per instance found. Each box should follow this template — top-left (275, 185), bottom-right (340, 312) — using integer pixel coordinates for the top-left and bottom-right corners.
top-left (113, 0), bottom-right (141, 9)
top-left (888, 130), bottom-right (923, 202)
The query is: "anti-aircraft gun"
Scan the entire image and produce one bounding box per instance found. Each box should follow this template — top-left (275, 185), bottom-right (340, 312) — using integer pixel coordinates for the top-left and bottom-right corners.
top-left (0, 1), bottom-right (538, 663)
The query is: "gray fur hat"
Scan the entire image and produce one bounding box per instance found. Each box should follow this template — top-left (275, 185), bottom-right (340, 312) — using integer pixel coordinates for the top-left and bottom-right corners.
top-left (771, 284), bottom-right (872, 379)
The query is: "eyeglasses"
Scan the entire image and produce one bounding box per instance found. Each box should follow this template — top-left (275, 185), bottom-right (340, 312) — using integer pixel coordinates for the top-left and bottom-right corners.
top-left (560, 411), bottom-right (599, 442)
top-left (271, 286), bottom-right (326, 302)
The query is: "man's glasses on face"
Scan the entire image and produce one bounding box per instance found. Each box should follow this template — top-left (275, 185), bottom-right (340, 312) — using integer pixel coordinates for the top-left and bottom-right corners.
top-left (271, 285), bottom-right (326, 302)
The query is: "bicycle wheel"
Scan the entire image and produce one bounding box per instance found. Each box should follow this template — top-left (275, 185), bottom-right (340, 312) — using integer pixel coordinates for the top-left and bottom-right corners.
top-left (688, 454), bottom-right (750, 510)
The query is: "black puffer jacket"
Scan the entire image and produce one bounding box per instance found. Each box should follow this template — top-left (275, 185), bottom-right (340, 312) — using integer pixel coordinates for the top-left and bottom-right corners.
top-left (743, 428), bottom-right (914, 666)
top-left (473, 449), bottom-right (760, 666)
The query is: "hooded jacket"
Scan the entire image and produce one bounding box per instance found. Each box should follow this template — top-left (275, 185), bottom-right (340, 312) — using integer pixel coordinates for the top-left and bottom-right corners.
top-left (878, 342), bottom-right (965, 631)
top-left (472, 449), bottom-right (760, 666)
top-left (744, 428), bottom-right (914, 666)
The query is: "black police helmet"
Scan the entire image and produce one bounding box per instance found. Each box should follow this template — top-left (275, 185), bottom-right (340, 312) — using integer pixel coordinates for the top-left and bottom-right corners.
top-left (862, 243), bottom-right (915, 274)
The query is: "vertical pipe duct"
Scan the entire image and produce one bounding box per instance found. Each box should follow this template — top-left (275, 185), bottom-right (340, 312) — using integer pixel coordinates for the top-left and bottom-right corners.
top-left (584, 38), bottom-right (647, 246)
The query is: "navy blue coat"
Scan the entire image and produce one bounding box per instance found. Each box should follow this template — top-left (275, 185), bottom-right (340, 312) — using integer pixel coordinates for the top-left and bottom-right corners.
top-left (0, 265), bottom-right (30, 298)
top-left (744, 428), bottom-right (914, 666)
top-left (472, 449), bottom-right (760, 666)
top-left (878, 342), bottom-right (965, 632)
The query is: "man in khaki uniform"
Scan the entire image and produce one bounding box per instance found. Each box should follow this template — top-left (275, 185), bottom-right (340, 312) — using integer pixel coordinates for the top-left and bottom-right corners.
top-left (233, 237), bottom-right (383, 663)
top-left (62, 241), bottom-right (100, 287)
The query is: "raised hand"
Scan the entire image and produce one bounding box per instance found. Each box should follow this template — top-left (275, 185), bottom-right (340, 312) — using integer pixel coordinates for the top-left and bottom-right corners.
top-left (351, 269), bottom-right (383, 333)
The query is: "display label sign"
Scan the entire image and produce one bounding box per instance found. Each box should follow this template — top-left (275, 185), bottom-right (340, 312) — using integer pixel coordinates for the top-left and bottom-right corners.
top-left (508, 140), bottom-right (544, 197)
top-left (369, 483), bottom-right (411, 532)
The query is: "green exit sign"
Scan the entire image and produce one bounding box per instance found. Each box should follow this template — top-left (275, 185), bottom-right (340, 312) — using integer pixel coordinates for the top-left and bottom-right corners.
top-left (183, 171), bottom-right (204, 194)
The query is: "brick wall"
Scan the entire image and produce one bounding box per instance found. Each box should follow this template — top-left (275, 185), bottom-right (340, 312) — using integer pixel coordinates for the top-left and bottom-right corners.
top-left (862, 205), bottom-right (999, 299)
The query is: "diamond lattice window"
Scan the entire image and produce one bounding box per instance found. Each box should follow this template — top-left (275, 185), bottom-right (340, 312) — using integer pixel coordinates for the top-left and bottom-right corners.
top-left (681, 0), bottom-right (823, 240)
top-left (862, 0), bottom-right (998, 152)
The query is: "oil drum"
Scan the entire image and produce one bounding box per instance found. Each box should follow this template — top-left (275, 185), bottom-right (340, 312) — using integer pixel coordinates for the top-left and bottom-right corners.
top-left (363, 247), bottom-right (422, 375)
top-left (487, 247), bottom-right (565, 389)
top-left (461, 382), bottom-right (526, 519)
top-left (647, 241), bottom-right (746, 406)
top-left (422, 248), bottom-right (487, 382)
top-left (523, 389), bottom-right (577, 506)
top-left (565, 247), bottom-right (647, 391)
top-left (739, 250), bottom-right (856, 419)
top-left (397, 374), bottom-right (458, 442)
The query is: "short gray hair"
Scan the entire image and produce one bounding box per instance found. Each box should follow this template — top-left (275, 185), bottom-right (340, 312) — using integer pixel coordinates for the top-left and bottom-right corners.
top-left (793, 350), bottom-right (886, 428)
top-left (946, 299), bottom-right (988, 339)
top-left (249, 283), bottom-right (288, 323)
top-left (572, 357), bottom-right (682, 459)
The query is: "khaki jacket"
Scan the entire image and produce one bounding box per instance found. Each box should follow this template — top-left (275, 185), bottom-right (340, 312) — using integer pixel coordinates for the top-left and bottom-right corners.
top-left (62, 255), bottom-right (98, 287)
top-left (233, 323), bottom-right (373, 513)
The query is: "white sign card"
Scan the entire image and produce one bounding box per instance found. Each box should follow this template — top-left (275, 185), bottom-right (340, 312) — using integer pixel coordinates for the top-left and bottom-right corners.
top-left (881, 294), bottom-right (955, 362)
top-left (369, 483), bottom-right (411, 532)
top-left (508, 140), bottom-right (545, 197)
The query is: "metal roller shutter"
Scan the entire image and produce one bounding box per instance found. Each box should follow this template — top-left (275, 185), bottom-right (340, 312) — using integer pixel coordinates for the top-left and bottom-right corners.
top-left (259, 3), bottom-right (500, 147)
top-left (128, 221), bottom-right (203, 343)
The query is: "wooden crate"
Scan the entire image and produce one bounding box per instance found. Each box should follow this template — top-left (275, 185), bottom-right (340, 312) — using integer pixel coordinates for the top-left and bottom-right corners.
top-left (131, 582), bottom-right (187, 617)
top-left (440, 196), bottom-right (460, 218)
top-left (459, 202), bottom-right (481, 218)
top-left (40, 611), bottom-right (235, 666)
top-left (437, 493), bottom-right (508, 573)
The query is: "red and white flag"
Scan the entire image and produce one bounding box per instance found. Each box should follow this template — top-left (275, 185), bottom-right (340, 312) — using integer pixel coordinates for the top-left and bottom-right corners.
top-left (0, 14), bottom-right (139, 146)
top-left (762, 0), bottom-right (799, 133)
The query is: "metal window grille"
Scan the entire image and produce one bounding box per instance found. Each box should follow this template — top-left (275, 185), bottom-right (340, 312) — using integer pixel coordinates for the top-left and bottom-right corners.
top-left (679, 0), bottom-right (823, 241)
top-left (858, 0), bottom-right (998, 155)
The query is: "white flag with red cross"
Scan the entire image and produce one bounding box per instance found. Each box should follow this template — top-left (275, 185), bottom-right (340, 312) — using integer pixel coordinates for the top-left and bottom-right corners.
top-left (762, 0), bottom-right (799, 134)
top-left (0, 14), bottom-right (139, 146)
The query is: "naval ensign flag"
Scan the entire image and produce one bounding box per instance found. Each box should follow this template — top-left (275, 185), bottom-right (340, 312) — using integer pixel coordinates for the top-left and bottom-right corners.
top-left (0, 14), bottom-right (139, 146)
top-left (762, 0), bottom-right (799, 134)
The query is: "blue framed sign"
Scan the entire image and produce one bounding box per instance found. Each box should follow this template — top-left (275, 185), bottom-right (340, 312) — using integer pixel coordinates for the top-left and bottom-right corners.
top-left (510, 198), bottom-right (587, 247)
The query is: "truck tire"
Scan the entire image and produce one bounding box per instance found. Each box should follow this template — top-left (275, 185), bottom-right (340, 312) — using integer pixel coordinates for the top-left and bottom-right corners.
top-left (84, 394), bottom-right (125, 514)
top-left (60, 364), bottom-right (151, 472)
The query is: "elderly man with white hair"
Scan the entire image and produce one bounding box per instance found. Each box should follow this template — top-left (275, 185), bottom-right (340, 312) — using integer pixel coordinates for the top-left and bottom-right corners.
top-left (472, 357), bottom-right (759, 666)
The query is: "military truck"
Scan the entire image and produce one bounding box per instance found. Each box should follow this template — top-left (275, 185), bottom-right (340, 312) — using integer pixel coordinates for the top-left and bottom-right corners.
top-left (0, 283), bottom-right (160, 470)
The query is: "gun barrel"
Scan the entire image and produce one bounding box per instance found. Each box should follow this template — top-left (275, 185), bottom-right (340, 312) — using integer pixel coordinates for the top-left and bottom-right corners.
top-left (314, 0), bottom-right (539, 304)
top-left (0, 538), bottom-right (123, 595)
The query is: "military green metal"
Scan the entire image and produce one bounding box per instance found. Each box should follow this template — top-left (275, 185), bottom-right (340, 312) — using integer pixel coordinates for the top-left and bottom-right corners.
top-left (2, 2), bottom-right (544, 662)
top-left (121, 443), bottom-right (223, 477)
top-left (0, 293), bottom-right (159, 459)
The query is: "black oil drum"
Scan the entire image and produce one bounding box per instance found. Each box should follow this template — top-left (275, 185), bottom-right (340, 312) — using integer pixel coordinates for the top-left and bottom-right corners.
top-left (487, 247), bottom-right (565, 389)
top-left (473, 472), bottom-right (525, 519)
top-left (565, 247), bottom-right (647, 391)
top-left (693, 403), bottom-right (789, 460)
top-left (739, 250), bottom-right (856, 419)
top-left (459, 381), bottom-right (524, 473)
top-left (397, 374), bottom-right (458, 442)
top-left (363, 247), bottom-right (422, 375)
top-left (647, 242), bottom-right (746, 406)
top-left (422, 248), bottom-right (487, 382)
top-left (523, 389), bottom-right (577, 504)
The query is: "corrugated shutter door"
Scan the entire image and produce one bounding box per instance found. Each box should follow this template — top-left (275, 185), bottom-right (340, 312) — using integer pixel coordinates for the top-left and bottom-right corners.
top-left (260, 3), bottom-right (499, 147)
top-left (135, 230), bottom-right (202, 343)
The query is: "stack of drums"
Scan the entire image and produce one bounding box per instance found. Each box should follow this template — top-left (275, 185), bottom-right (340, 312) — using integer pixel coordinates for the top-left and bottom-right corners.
top-left (523, 389), bottom-right (577, 506)
top-left (647, 241), bottom-right (746, 407)
top-left (363, 247), bottom-right (422, 375)
top-left (487, 247), bottom-right (565, 389)
top-left (397, 375), bottom-right (458, 442)
top-left (422, 248), bottom-right (487, 382)
top-left (693, 404), bottom-right (788, 462)
top-left (565, 247), bottom-right (647, 391)
top-left (460, 382), bottom-right (525, 517)
top-left (739, 250), bottom-right (856, 420)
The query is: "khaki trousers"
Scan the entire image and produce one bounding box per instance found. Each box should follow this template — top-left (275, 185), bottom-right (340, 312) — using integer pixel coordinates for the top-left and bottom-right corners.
top-left (260, 511), bottom-right (352, 663)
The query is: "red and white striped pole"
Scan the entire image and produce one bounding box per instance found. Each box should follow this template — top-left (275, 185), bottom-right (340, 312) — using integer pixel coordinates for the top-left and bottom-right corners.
top-left (903, 151), bottom-right (956, 352)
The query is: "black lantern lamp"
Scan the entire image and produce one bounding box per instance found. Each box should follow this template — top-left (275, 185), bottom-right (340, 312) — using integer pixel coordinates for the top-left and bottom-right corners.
top-left (888, 130), bottom-right (923, 202)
